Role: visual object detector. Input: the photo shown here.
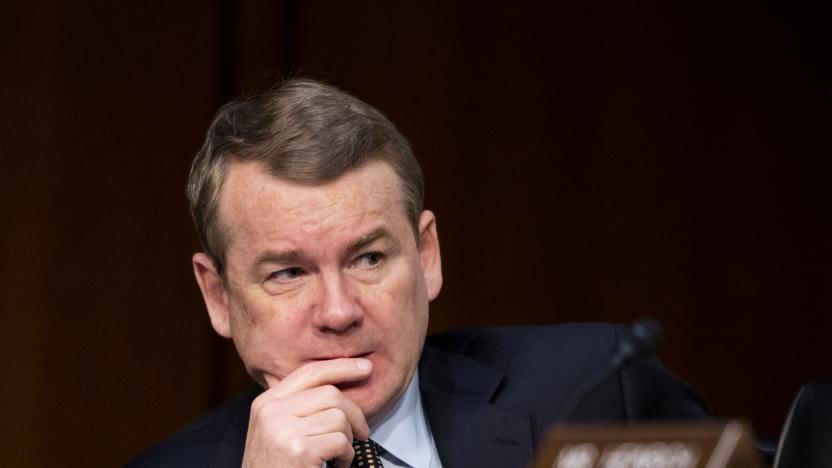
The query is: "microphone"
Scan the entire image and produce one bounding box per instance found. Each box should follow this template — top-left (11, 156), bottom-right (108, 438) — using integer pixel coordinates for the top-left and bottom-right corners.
top-left (557, 318), bottom-right (664, 422)
top-left (609, 317), bottom-right (663, 369)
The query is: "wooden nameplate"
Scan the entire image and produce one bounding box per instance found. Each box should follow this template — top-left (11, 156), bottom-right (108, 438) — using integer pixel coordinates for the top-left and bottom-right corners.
top-left (532, 420), bottom-right (763, 468)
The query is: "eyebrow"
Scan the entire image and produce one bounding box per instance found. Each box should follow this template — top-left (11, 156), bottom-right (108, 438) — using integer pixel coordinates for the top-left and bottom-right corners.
top-left (252, 249), bottom-right (304, 272)
top-left (251, 228), bottom-right (393, 272)
top-left (341, 228), bottom-right (393, 257)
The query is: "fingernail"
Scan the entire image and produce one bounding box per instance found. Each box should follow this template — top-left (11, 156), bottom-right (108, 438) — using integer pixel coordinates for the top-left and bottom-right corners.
top-left (355, 358), bottom-right (372, 370)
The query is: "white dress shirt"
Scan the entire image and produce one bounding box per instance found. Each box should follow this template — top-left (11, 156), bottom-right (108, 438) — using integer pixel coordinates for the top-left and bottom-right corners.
top-left (369, 371), bottom-right (443, 468)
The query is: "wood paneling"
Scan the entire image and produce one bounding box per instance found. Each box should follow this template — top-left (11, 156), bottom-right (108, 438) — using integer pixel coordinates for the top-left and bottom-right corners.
top-left (1, 3), bottom-right (222, 465)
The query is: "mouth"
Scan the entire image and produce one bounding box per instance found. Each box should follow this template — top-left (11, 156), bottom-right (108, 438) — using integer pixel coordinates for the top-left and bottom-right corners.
top-left (310, 351), bottom-right (373, 361)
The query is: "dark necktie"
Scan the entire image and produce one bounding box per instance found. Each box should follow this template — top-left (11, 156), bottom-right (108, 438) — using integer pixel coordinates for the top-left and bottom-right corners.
top-left (350, 439), bottom-right (384, 468)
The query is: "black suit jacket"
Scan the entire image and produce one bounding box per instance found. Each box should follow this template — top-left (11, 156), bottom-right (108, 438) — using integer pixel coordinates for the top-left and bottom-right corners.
top-left (126, 324), bottom-right (707, 467)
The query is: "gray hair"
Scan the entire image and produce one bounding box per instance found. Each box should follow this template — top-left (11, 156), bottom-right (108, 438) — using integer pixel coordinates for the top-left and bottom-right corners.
top-left (186, 78), bottom-right (424, 276)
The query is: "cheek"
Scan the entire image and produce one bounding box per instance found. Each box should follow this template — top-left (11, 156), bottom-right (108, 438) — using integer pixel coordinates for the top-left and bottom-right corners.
top-left (387, 260), bottom-right (427, 307)
top-left (230, 283), bottom-right (311, 331)
top-left (227, 289), bottom-right (273, 333)
top-left (370, 263), bottom-right (429, 345)
top-left (227, 295), bottom-right (307, 371)
top-left (368, 266), bottom-right (422, 315)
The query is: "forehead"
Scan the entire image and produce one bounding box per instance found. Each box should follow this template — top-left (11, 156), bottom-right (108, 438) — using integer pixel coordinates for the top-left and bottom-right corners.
top-left (218, 160), bottom-right (409, 254)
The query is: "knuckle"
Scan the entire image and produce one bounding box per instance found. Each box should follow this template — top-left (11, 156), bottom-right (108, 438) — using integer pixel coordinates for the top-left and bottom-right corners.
top-left (301, 362), bottom-right (322, 380)
top-left (285, 436), bottom-right (307, 457)
top-left (320, 384), bottom-right (340, 399)
top-left (249, 395), bottom-right (265, 413)
top-left (335, 431), bottom-right (351, 449)
top-left (249, 396), bottom-right (286, 422)
top-left (249, 401), bottom-right (264, 419)
top-left (328, 406), bottom-right (347, 422)
top-left (274, 424), bottom-right (295, 442)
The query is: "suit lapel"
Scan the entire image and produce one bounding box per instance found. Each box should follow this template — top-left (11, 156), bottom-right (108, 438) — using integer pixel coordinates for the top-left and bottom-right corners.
top-left (419, 345), bottom-right (533, 468)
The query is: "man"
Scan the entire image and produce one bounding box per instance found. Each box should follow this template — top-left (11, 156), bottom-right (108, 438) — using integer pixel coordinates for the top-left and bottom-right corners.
top-left (128, 78), bottom-right (706, 468)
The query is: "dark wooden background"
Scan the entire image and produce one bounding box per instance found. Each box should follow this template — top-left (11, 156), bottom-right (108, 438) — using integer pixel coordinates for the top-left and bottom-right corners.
top-left (1, 1), bottom-right (829, 466)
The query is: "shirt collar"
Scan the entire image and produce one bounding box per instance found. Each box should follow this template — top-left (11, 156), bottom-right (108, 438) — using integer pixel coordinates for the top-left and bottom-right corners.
top-left (370, 371), bottom-right (435, 468)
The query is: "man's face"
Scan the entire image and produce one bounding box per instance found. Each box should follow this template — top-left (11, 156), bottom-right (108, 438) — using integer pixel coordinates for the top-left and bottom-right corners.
top-left (194, 159), bottom-right (442, 424)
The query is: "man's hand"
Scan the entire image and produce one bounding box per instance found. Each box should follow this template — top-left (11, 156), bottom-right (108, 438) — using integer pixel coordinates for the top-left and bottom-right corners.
top-left (241, 358), bottom-right (373, 468)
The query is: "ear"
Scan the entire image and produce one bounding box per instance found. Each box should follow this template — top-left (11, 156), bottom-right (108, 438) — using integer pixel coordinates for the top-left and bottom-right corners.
top-left (192, 252), bottom-right (232, 338)
top-left (417, 210), bottom-right (443, 301)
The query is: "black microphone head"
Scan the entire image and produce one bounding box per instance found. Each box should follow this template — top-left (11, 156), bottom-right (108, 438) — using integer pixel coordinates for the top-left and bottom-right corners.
top-left (558, 318), bottom-right (667, 421)
top-left (612, 317), bottom-right (664, 368)
top-left (631, 317), bottom-right (663, 351)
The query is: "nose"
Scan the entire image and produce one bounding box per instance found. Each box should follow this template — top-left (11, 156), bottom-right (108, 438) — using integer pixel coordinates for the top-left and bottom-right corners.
top-left (311, 273), bottom-right (363, 333)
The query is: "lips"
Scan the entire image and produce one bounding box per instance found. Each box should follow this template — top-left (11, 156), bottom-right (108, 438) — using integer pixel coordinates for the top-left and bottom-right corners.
top-left (310, 351), bottom-right (372, 361)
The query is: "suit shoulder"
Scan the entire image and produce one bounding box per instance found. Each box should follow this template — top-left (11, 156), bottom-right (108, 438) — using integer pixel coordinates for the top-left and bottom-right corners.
top-left (426, 323), bottom-right (622, 365)
top-left (125, 418), bottom-right (227, 468)
top-left (125, 385), bottom-right (259, 467)
top-left (423, 323), bottom-right (707, 422)
top-left (427, 323), bottom-right (621, 345)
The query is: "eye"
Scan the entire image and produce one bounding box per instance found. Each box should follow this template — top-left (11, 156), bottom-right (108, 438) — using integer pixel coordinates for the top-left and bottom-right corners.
top-left (355, 251), bottom-right (385, 268)
top-left (268, 267), bottom-right (306, 282)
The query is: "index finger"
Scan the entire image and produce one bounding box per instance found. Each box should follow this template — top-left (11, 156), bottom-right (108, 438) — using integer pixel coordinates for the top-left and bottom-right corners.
top-left (266, 358), bottom-right (373, 399)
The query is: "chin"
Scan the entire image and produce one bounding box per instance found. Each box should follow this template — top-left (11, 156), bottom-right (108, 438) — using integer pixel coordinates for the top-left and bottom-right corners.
top-left (340, 378), bottom-right (396, 423)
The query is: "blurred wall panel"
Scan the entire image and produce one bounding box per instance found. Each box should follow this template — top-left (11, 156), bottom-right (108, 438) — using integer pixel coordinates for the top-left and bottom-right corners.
top-left (1, 6), bottom-right (59, 465)
top-left (1, 2), bottom-right (223, 466)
